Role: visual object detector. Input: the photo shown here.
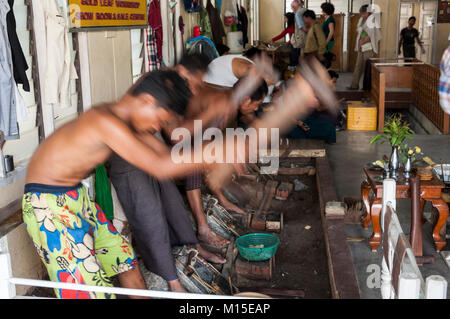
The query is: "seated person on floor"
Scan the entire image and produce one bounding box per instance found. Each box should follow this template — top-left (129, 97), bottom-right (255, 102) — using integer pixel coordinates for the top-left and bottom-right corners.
top-left (260, 64), bottom-right (284, 109)
top-left (288, 116), bottom-right (336, 144)
top-left (287, 69), bottom-right (337, 144)
top-left (165, 67), bottom-right (269, 251)
top-left (107, 55), bottom-right (230, 293)
top-left (308, 70), bottom-right (344, 129)
top-left (179, 49), bottom-right (275, 220)
top-left (22, 70), bottom-right (222, 299)
top-left (233, 78), bottom-right (269, 130)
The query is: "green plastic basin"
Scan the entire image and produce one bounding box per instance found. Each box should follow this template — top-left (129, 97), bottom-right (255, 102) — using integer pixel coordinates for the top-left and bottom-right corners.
top-left (236, 233), bottom-right (280, 261)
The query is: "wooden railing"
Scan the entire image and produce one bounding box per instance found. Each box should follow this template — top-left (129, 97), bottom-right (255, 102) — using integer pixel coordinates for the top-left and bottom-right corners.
top-left (412, 63), bottom-right (450, 134)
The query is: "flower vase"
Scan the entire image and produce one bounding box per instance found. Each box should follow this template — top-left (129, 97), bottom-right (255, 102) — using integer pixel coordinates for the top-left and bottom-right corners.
top-left (389, 146), bottom-right (399, 179)
top-left (404, 155), bottom-right (412, 180)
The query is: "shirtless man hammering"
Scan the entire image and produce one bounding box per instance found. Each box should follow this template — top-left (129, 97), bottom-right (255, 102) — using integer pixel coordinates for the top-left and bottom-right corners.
top-left (22, 70), bottom-right (218, 299)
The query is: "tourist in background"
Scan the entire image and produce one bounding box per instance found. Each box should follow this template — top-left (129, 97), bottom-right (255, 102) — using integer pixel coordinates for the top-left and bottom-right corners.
top-left (271, 12), bottom-right (295, 43)
top-left (289, 0), bottom-right (308, 69)
top-left (398, 16), bottom-right (425, 59)
top-left (321, 2), bottom-right (336, 68)
top-left (347, 4), bottom-right (382, 90)
top-left (302, 10), bottom-right (327, 62)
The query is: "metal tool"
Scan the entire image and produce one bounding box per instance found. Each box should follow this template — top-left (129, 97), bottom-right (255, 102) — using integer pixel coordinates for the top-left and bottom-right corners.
top-left (4, 155), bottom-right (13, 173)
top-left (251, 180), bottom-right (279, 230)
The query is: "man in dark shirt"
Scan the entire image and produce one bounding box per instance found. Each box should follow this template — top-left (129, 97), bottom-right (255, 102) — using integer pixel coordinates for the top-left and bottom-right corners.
top-left (399, 16), bottom-right (424, 59)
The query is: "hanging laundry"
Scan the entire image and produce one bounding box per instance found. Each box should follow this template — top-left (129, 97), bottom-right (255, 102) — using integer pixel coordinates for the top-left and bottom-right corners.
top-left (149, 0), bottom-right (163, 62)
top-left (6, 0), bottom-right (29, 92)
top-left (206, 0), bottom-right (225, 46)
top-left (145, 24), bottom-right (161, 71)
top-left (222, 0), bottom-right (237, 26)
top-left (198, 4), bottom-right (213, 40)
top-left (34, 0), bottom-right (78, 109)
top-left (178, 16), bottom-right (185, 53)
top-left (14, 84), bottom-right (27, 123)
top-left (237, 5), bottom-right (248, 46)
top-left (0, 0), bottom-right (19, 140)
top-left (215, 0), bottom-right (222, 14)
top-left (95, 164), bottom-right (114, 221)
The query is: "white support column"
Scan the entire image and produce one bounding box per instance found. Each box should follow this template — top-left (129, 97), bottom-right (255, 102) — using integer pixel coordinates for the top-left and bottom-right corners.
top-left (380, 178), bottom-right (396, 299)
top-left (398, 272), bottom-right (421, 299)
top-left (381, 257), bottom-right (393, 299)
top-left (174, 2), bottom-right (183, 61)
top-left (381, 178), bottom-right (396, 231)
top-left (425, 275), bottom-right (448, 299)
top-left (77, 32), bottom-right (92, 112)
top-left (160, 0), bottom-right (171, 65)
top-left (0, 236), bottom-right (16, 299)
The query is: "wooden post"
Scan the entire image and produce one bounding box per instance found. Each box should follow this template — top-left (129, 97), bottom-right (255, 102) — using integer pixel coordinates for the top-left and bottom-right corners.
top-left (76, 32), bottom-right (92, 112)
top-left (410, 175), bottom-right (423, 257)
top-left (26, 0), bottom-right (44, 142)
top-left (443, 113), bottom-right (449, 135)
top-left (377, 72), bottom-right (386, 133)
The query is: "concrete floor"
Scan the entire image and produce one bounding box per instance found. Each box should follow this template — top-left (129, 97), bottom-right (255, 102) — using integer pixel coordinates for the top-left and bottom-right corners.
top-left (326, 131), bottom-right (450, 298)
top-left (335, 72), bottom-right (364, 91)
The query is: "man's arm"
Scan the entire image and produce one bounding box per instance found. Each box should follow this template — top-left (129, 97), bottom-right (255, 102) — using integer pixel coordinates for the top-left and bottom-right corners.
top-left (359, 35), bottom-right (371, 50)
top-left (179, 90), bottom-right (236, 136)
top-left (232, 58), bottom-right (253, 79)
top-left (98, 113), bottom-right (206, 180)
top-left (136, 132), bottom-right (171, 154)
top-left (415, 32), bottom-right (425, 54)
top-left (326, 22), bottom-right (335, 44)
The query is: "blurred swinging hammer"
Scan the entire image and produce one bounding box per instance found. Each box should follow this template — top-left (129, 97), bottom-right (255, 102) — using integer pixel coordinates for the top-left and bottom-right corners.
top-left (207, 55), bottom-right (339, 191)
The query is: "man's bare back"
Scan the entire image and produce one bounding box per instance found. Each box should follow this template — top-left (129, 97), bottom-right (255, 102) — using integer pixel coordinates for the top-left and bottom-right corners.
top-left (26, 99), bottom-right (201, 186)
top-left (27, 105), bottom-right (135, 186)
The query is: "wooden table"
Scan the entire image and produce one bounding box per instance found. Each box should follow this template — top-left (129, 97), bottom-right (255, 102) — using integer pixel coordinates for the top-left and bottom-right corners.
top-left (361, 167), bottom-right (448, 252)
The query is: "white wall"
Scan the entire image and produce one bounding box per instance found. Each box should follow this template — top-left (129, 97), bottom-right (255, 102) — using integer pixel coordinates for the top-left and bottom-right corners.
top-left (87, 30), bottom-right (133, 105)
top-left (259, 0), bottom-right (284, 42)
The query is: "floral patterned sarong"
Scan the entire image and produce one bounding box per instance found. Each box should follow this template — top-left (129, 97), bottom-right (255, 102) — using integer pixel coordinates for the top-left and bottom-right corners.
top-left (22, 183), bottom-right (137, 299)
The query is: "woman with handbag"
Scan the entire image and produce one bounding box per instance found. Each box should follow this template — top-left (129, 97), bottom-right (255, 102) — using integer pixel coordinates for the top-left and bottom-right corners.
top-left (347, 5), bottom-right (381, 90)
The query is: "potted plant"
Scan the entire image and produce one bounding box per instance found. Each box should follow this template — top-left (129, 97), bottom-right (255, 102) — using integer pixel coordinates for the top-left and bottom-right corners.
top-left (369, 114), bottom-right (414, 147)
top-left (370, 114), bottom-right (415, 178)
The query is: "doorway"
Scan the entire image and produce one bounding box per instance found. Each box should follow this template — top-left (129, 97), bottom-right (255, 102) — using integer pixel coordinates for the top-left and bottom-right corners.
top-left (398, 1), bottom-right (437, 64)
top-left (417, 1), bottom-right (437, 64)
